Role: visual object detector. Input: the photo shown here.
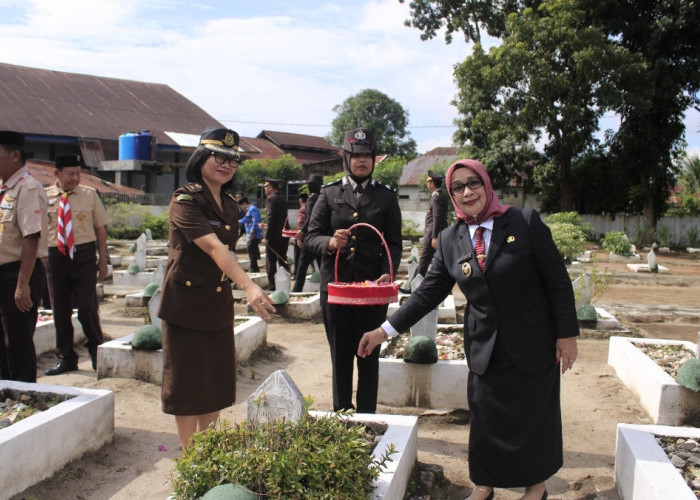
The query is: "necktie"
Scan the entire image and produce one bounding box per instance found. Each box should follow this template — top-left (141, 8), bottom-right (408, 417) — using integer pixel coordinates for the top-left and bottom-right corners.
top-left (474, 226), bottom-right (486, 270)
top-left (57, 192), bottom-right (75, 259)
top-left (354, 183), bottom-right (364, 199)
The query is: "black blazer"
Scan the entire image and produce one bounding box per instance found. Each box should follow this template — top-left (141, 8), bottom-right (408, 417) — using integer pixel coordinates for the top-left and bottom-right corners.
top-left (389, 208), bottom-right (579, 375)
top-left (423, 188), bottom-right (449, 241)
top-left (306, 177), bottom-right (402, 292)
top-left (264, 191), bottom-right (287, 241)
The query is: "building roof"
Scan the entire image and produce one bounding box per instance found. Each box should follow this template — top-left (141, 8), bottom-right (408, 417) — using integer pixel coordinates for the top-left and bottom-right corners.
top-left (27, 159), bottom-right (143, 194)
top-left (0, 62), bottom-right (222, 147)
top-left (258, 130), bottom-right (338, 152)
top-left (398, 149), bottom-right (460, 186)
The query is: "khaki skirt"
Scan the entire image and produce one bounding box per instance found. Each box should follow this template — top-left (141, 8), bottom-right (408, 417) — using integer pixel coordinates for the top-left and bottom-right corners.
top-left (161, 320), bottom-right (236, 415)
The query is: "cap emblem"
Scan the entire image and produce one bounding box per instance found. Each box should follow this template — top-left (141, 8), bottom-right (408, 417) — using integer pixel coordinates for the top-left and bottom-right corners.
top-left (223, 132), bottom-right (235, 147)
top-left (354, 130), bottom-right (367, 141)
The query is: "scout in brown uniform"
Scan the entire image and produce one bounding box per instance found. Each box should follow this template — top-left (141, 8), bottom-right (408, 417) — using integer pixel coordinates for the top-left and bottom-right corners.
top-left (0, 131), bottom-right (48, 382)
top-left (44, 154), bottom-right (109, 375)
top-left (157, 127), bottom-right (275, 450)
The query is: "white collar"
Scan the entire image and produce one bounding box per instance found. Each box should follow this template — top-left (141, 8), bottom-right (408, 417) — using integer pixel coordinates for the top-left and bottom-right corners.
top-left (468, 218), bottom-right (494, 238)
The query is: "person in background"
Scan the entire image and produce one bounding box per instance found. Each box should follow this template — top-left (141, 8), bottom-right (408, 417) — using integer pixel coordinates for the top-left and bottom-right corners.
top-left (157, 127), bottom-right (275, 450)
top-left (260, 178), bottom-right (289, 291)
top-left (238, 196), bottom-right (262, 273)
top-left (416, 169), bottom-right (448, 279)
top-left (306, 128), bottom-right (402, 413)
top-left (292, 174), bottom-right (322, 293)
top-left (44, 154), bottom-right (109, 375)
top-left (234, 191), bottom-right (246, 244)
top-left (0, 130), bottom-right (48, 382)
top-left (292, 193), bottom-right (308, 275)
top-left (358, 158), bottom-right (578, 500)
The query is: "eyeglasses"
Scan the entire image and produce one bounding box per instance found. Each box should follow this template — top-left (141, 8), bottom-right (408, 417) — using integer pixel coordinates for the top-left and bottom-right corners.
top-left (449, 177), bottom-right (484, 195)
top-left (210, 152), bottom-right (240, 168)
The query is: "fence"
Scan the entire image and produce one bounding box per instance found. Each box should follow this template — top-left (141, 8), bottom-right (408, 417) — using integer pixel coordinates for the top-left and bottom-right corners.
top-left (101, 192), bottom-right (172, 206)
top-left (578, 214), bottom-right (699, 246)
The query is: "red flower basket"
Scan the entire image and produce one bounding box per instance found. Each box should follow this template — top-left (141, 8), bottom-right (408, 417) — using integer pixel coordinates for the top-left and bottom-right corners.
top-left (281, 215), bottom-right (298, 238)
top-left (327, 223), bottom-right (399, 305)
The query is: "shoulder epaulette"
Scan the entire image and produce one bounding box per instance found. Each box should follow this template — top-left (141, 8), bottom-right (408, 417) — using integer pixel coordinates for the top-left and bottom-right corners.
top-left (225, 191), bottom-right (236, 201)
top-left (322, 180), bottom-right (341, 188)
top-left (375, 181), bottom-right (396, 193)
top-left (184, 182), bottom-right (204, 193)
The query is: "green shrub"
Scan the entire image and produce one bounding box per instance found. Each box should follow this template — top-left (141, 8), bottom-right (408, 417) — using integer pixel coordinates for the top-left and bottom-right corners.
top-left (601, 231), bottom-right (633, 256)
top-left (546, 222), bottom-right (586, 263)
top-left (128, 263), bottom-right (140, 274)
top-left (107, 223), bottom-right (142, 240)
top-left (655, 226), bottom-right (671, 247)
top-left (131, 325), bottom-right (162, 350)
top-left (544, 211), bottom-right (593, 239)
top-left (687, 226), bottom-right (700, 247)
top-left (577, 304), bottom-right (597, 322)
top-left (172, 414), bottom-right (395, 499)
top-left (404, 336), bottom-right (438, 364)
top-left (401, 219), bottom-right (421, 239)
top-left (142, 213), bottom-right (169, 240)
top-left (676, 359), bottom-right (700, 392)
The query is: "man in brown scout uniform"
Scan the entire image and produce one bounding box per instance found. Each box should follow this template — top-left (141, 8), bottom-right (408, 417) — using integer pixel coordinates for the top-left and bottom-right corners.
top-left (0, 130), bottom-right (48, 382)
top-left (44, 154), bottom-right (109, 375)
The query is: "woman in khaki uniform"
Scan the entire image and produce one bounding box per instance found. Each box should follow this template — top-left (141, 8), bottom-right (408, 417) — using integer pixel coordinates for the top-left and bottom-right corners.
top-left (157, 127), bottom-right (275, 450)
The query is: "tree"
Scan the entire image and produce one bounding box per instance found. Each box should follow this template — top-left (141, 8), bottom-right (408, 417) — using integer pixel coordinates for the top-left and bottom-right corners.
top-left (598, 0), bottom-right (700, 238)
top-left (452, 0), bottom-right (634, 210)
top-left (328, 89), bottom-right (418, 158)
top-left (234, 154), bottom-right (303, 199)
top-left (373, 156), bottom-right (405, 190)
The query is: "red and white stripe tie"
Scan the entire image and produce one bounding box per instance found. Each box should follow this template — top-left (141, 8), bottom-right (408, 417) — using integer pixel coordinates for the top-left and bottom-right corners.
top-left (57, 192), bottom-right (75, 259)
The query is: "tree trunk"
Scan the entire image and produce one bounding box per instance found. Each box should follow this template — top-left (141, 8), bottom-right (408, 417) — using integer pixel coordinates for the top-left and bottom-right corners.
top-left (642, 192), bottom-right (657, 244)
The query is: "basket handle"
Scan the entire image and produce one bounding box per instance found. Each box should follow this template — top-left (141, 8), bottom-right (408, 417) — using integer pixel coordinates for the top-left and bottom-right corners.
top-left (333, 222), bottom-right (394, 284)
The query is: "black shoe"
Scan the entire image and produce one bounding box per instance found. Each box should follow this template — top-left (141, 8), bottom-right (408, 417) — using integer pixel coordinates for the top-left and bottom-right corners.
top-left (399, 287), bottom-right (411, 294)
top-left (88, 346), bottom-right (98, 371)
top-left (45, 360), bottom-right (79, 376)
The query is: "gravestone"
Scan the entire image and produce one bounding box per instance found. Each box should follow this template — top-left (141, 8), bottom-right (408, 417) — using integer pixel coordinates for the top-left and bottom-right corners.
top-left (247, 369), bottom-right (305, 425)
top-left (148, 289), bottom-right (162, 331)
top-left (410, 246), bottom-right (419, 260)
top-left (153, 263), bottom-right (166, 287)
top-left (135, 233), bottom-right (148, 272)
top-left (275, 267), bottom-right (291, 298)
top-left (409, 274), bottom-right (438, 341)
top-left (145, 228), bottom-right (153, 240)
top-left (572, 273), bottom-right (594, 312)
top-left (406, 261), bottom-right (419, 284)
top-left (647, 245), bottom-right (659, 272)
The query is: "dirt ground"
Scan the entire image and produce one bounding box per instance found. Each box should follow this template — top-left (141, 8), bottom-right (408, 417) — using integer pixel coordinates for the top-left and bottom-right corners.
top-left (10, 249), bottom-right (700, 500)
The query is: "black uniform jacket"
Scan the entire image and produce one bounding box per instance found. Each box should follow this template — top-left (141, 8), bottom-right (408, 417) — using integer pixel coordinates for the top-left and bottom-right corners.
top-left (389, 208), bottom-right (579, 375)
top-left (423, 188), bottom-right (448, 241)
top-left (264, 191), bottom-right (287, 241)
top-left (158, 182), bottom-right (239, 331)
top-left (299, 191), bottom-right (319, 235)
top-left (306, 177), bottom-right (402, 292)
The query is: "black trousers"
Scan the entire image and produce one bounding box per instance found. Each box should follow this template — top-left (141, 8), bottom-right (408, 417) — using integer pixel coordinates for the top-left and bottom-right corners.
top-left (320, 292), bottom-right (387, 413)
top-left (265, 238), bottom-right (290, 291)
top-left (46, 244), bottom-right (103, 364)
top-left (0, 259), bottom-right (44, 382)
top-left (292, 242), bottom-right (321, 292)
top-left (247, 237), bottom-right (261, 273)
top-left (417, 241), bottom-right (436, 278)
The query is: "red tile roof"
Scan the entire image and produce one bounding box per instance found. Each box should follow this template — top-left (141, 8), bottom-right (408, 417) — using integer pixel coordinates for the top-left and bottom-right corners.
top-left (26, 159), bottom-right (144, 194)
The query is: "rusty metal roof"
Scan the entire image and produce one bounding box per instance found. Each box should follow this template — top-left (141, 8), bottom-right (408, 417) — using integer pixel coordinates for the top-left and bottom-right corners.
top-left (258, 130), bottom-right (338, 152)
top-left (0, 63), bottom-right (222, 146)
top-left (27, 159), bottom-right (144, 194)
top-left (398, 150), bottom-right (460, 186)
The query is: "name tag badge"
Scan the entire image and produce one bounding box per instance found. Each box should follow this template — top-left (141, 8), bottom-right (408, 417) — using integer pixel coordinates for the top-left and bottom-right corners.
top-left (0, 203), bottom-right (12, 210)
top-left (48, 199), bottom-right (56, 206)
top-left (334, 199), bottom-right (346, 204)
top-left (209, 220), bottom-right (221, 227)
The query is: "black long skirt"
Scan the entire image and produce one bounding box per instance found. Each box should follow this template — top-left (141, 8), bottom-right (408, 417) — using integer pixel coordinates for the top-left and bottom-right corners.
top-left (161, 321), bottom-right (236, 416)
top-left (468, 341), bottom-right (562, 487)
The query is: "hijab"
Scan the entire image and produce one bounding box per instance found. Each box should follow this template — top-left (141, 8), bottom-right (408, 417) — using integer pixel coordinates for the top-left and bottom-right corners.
top-left (445, 159), bottom-right (511, 225)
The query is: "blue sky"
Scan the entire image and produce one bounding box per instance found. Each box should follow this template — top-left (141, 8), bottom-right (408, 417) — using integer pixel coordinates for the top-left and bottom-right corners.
top-left (0, 0), bottom-right (698, 156)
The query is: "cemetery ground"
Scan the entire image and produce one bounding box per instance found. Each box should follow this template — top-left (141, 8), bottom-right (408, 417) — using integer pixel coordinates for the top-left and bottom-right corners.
top-left (10, 249), bottom-right (700, 500)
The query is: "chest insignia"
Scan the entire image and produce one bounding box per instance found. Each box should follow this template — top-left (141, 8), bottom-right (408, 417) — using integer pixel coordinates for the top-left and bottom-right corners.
top-left (0, 203), bottom-right (12, 210)
top-left (209, 220), bottom-right (221, 227)
top-left (462, 262), bottom-right (472, 278)
top-left (177, 194), bottom-right (193, 202)
top-left (507, 235), bottom-right (515, 243)
top-left (334, 199), bottom-right (346, 204)
top-left (5, 196), bottom-right (16, 202)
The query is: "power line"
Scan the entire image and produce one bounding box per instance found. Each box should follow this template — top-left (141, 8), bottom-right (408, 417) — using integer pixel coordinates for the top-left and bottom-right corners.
top-left (218, 118), bottom-right (457, 129)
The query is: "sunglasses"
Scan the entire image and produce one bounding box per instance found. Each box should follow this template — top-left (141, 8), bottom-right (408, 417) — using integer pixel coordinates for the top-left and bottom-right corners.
top-left (449, 177), bottom-right (484, 195)
top-left (210, 152), bottom-right (240, 168)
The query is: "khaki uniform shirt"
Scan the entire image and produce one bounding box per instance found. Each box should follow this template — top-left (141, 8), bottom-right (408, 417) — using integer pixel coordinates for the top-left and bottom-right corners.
top-left (45, 183), bottom-right (109, 247)
top-left (0, 166), bottom-right (48, 265)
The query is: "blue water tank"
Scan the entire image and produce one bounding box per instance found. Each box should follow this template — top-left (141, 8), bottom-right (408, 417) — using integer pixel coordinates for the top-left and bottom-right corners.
top-left (119, 130), bottom-right (152, 161)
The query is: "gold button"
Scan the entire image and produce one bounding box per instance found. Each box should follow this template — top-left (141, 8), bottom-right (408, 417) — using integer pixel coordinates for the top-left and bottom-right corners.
top-left (350, 247), bottom-right (355, 253)
top-left (186, 281), bottom-right (192, 287)
top-left (353, 212), bottom-right (358, 218)
top-left (216, 286), bottom-right (222, 292)
top-left (225, 225), bottom-right (231, 230)
top-left (352, 235), bottom-right (356, 240)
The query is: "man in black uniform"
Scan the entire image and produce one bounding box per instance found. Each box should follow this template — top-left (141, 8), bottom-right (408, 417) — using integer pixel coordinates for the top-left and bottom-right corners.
top-left (292, 174), bottom-right (322, 292)
top-left (261, 178), bottom-right (289, 291)
top-left (0, 131), bottom-right (48, 382)
top-left (306, 128), bottom-right (402, 413)
top-left (417, 169), bottom-right (448, 278)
